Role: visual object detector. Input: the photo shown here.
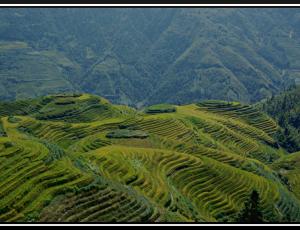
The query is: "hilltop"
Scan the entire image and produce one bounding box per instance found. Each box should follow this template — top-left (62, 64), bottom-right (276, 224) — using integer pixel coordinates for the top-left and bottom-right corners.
top-left (0, 93), bottom-right (299, 222)
top-left (0, 9), bottom-right (300, 106)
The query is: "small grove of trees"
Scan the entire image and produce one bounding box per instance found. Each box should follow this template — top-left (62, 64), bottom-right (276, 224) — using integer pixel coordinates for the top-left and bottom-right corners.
top-left (235, 190), bottom-right (264, 223)
top-left (259, 86), bottom-right (300, 153)
top-left (0, 121), bottom-right (7, 137)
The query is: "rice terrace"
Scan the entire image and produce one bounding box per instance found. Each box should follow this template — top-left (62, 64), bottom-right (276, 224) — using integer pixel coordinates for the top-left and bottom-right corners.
top-left (0, 93), bottom-right (298, 223)
top-left (0, 7), bottom-right (300, 225)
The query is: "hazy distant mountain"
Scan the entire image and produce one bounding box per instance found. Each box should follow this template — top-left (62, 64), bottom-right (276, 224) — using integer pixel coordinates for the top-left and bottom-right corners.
top-left (0, 8), bottom-right (299, 106)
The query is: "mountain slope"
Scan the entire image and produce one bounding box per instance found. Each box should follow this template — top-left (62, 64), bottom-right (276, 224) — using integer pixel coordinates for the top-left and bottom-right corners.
top-left (0, 9), bottom-right (299, 105)
top-left (273, 151), bottom-right (300, 203)
top-left (257, 86), bottom-right (300, 153)
top-left (0, 41), bottom-right (77, 100)
top-left (0, 94), bottom-right (299, 222)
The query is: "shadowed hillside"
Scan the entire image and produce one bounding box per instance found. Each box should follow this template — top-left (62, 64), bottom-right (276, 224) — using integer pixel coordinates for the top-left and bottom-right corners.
top-left (0, 8), bottom-right (299, 106)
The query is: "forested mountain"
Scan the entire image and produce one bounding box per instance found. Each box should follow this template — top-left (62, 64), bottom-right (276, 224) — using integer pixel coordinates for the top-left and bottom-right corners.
top-left (0, 8), bottom-right (299, 106)
top-left (258, 86), bottom-right (300, 153)
top-left (1, 93), bottom-right (300, 222)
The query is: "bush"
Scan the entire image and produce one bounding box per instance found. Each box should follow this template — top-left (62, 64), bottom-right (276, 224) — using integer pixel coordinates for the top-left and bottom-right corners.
top-left (145, 104), bottom-right (177, 114)
top-left (106, 129), bottom-right (149, 139)
top-left (4, 142), bottom-right (14, 148)
top-left (25, 211), bottom-right (40, 222)
top-left (8, 116), bottom-right (21, 123)
top-left (43, 141), bottom-right (66, 164)
top-left (0, 122), bottom-right (7, 137)
top-left (54, 98), bottom-right (76, 105)
top-left (234, 190), bottom-right (264, 223)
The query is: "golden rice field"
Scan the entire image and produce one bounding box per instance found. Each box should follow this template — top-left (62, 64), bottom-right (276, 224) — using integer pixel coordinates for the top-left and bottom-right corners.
top-left (0, 94), bottom-right (299, 222)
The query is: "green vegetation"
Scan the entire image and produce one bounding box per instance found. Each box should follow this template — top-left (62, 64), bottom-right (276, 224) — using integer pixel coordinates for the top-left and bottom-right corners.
top-left (1, 9), bottom-right (300, 223)
top-left (235, 190), bottom-right (263, 223)
top-left (258, 86), bottom-right (300, 153)
top-left (0, 9), bottom-right (298, 106)
top-left (0, 120), bottom-right (6, 137)
top-left (106, 129), bottom-right (149, 139)
top-left (272, 152), bottom-right (300, 212)
top-left (145, 104), bottom-right (177, 114)
top-left (0, 94), bottom-right (299, 222)
top-left (7, 116), bottom-right (22, 124)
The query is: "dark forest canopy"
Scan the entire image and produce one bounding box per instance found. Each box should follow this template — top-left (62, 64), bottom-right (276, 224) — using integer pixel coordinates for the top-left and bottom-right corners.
top-left (258, 86), bottom-right (300, 153)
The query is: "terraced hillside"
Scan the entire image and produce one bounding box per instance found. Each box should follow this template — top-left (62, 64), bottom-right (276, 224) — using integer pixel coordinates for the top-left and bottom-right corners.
top-left (0, 94), bottom-right (299, 223)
